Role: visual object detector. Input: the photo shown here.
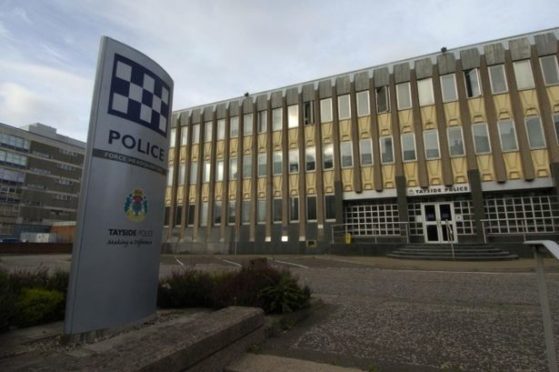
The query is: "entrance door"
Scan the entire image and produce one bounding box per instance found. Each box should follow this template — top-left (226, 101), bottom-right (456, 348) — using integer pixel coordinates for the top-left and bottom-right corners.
top-left (422, 202), bottom-right (457, 243)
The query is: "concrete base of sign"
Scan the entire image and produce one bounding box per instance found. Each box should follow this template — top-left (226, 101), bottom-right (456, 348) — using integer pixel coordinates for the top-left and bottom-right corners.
top-left (1, 307), bottom-right (264, 372)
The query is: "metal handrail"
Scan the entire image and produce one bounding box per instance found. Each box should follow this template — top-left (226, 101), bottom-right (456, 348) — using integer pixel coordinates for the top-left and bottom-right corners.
top-left (524, 240), bottom-right (559, 372)
top-left (481, 218), bottom-right (559, 244)
top-left (331, 222), bottom-right (410, 244)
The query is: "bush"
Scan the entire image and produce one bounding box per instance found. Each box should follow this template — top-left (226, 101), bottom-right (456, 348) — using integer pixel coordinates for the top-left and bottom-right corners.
top-left (14, 288), bottom-right (65, 327)
top-left (157, 270), bottom-right (217, 308)
top-left (258, 273), bottom-right (311, 314)
top-left (0, 270), bottom-right (16, 332)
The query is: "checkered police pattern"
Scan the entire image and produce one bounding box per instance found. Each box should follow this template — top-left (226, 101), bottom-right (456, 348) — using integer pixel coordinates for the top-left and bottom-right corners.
top-left (108, 54), bottom-right (170, 137)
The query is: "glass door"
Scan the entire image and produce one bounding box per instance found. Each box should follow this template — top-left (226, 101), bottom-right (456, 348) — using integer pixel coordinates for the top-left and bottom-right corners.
top-left (422, 202), bottom-right (457, 243)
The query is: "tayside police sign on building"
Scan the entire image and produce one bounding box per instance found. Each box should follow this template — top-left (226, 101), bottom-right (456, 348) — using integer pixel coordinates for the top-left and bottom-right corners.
top-left (65, 37), bottom-right (173, 335)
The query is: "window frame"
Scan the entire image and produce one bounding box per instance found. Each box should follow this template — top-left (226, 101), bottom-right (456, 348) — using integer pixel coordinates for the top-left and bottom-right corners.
top-left (273, 151), bottom-right (282, 175)
top-left (287, 104), bottom-right (299, 128)
top-left (192, 124), bottom-right (200, 144)
top-left (440, 73), bottom-right (458, 102)
top-left (497, 120), bottom-right (519, 152)
top-left (464, 68), bottom-right (482, 98)
top-left (229, 158), bottom-right (238, 180)
top-left (323, 143), bottom-right (334, 170)
top-left (258, 110), bottom-right (268, 133)
top-left (305, 146), bottom-right (316, 172)
top-left (417, 78), bottom-right (435, 106)
top-left (230, 116), bottom-right (239, 138)
top-left (303, 101), bottom-right (314, 125)
top-left (359, 138), bottom-right (373, 165)
top-left (307, 196), bottom-right (317, 222)
top-left (447, 126), bottom-right (465, 157)
top-left (337, 94), bottom-right (351, 120)
top-left (288, 148), bottom-right (299, 173)
top-left (216, 160), bottom-right (224, 181)
top-left (272, 108), bottom-right (283, 131)
top-left (242, 154), bottom-right (252, 179)
top-left (540, 55), bottom-right (559, 86)
top-left (380, 136), bottom-right (395, 164)
top-left (525, 116), bottom-right (546, 149)
top-left (396, 82), bottom-right (412, 110)
top-left (356, 90), bottom-right (370, 117)
top-left (401, 132), bottom-right (417, 162)
top-left (375, 86), bottom-right (390, 113)
top-left (320, 98), bottom-right (333, 123)
top-left (257, 153), bottom-right (267, 177)
top-left (513, 60), bottom-right (535, 90)
top-left (340, 141), bottom-right (353, 168)
top-left (204, 121), bottom-right (212, 142)
top-left (423, 129), bottom-right (441, 160)
top-left (243, 113), bottom-right (253, 136)
top-left (488, 64), bottom-right (508, 94)
top-left (290, 197), bottom-right (299, 222)
top-left (217, 119), bottom-right (225, 140)
top-left (472, 123), bottom-right (491, 154)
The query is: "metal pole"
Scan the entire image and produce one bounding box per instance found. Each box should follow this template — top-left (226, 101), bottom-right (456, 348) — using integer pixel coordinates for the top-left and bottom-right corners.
top-left (534, 246), bottom-right (558, 372)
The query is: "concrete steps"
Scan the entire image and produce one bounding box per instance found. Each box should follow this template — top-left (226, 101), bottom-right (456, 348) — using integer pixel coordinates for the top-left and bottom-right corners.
top-left (387, 244), bottom-right (519, 261)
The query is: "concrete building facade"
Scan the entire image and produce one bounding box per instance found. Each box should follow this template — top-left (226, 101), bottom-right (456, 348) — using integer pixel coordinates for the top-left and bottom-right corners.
top-left (164, 28), bottom-right (559, 254)
top-left (0, 123), bottom-right (85, 240)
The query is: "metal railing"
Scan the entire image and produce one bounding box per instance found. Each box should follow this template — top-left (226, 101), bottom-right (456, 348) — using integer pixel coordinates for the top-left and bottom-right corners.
top-left (524, 240), bottom-right (559, 372)
top-left (330, 222), bottom-right (410, 245)
top-left (481, 218), bottom-right (559, 244)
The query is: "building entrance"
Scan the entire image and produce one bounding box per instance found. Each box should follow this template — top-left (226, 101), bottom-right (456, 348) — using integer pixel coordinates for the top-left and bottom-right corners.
top-left (422, 202), bottom-right (457, 243)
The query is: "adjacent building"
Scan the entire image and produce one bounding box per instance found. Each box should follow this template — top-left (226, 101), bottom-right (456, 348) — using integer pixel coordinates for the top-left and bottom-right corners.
top-left (164, 28), bottom-right (559, 253)
top-left (0, 123), bottom-right (85, 240)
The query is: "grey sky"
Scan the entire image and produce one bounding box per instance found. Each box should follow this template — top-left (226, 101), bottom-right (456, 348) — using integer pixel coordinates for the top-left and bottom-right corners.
top-left (0, 0), bottom-right (557, 141)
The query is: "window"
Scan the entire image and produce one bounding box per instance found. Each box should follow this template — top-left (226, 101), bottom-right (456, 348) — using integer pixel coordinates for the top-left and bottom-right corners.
top-left (242, 201), bottom-right (251, 224)
top-left (513, 60), bottom-right (535, 90)
top-left (216, 160), bottom-right (224, 181)
top-left (204, 121), bottom-right (212, 142)
top-left (189, 162), bottom-right (198, 184)
top-left (203, 160), bottom-right (211, 183)
top-left (356, 91), bottom-right (370, 117)
top-left (396, 82), bottom-right (411, 110)
top-left (440, 74), bottom-right (457, 102)
top-left (175, 206), bottom-right (182, 226)
top-left (228, 201), bottom-right (236, 225)
top-left (498, 120), bottom-right (518, 152)
top-left (272, 108), bottom-right (282, 131)
top-left (273, 151), bottom-right (282, 175)
top-left (447, 126), bottom-right (465, 156)
top-left (303, 101), bottom-right (314, 125)
top-left (320, 98), bottom-right (333, 123)
top-left (200, 202), bottom-right (208, 227)
top-left (243, 154), bottom-right (252, 178)
top-left (290, 197), bottom-right (299, 222)
top-left (257, 200), bottom-right (266, 223)
top-left (338, 94), bottom-right (351, 120)
top-left (359, 139), bottom-right (373, 165)
top-left (243, 113), bottom-right (253, 136)
top-left (181, 127), bottom-right (189, 145)
top-left (417, 78), bottom-right (434, 106)
top-left (489, 64), bottom-right (508, 94)
top-left (258, 153), bottom-right (267, 177)
top-left (323, 143), bottom-right (334, 170)
top-left (525, 116), bottom-right (546, 149)
top-left (229, 158), bottom-right (238, 180)
top-left (305, 146), bottom-right (316, 171)
top-left (464, 69), bottom-right (481, 98)
top-left (214, 201), bottom-right (222, 225)
top-left (187, 204), bottom-right (195, 226)
top-left (258, 111), bottom-right (267, 133)
top-left (230, 116), bottom-right (239, 138)
top-left (164, 207), bottom-right (170, 226)
top-left (380, 136), bottom-right (394, 163)
top-left (376, 86), bottom-right (390, 113)
top-left (167, 166), bottom-right (174, 186)
top-left (217, 119), bottom-right (225, 140)
top-left (472, 123), bottom-right (491, 154)
top-left (540, 55), bottom-right (559, 85)
top-left (340, 141), bottom-right (353, 168)
top-left (273, 199), bottom-right (282, 223)
top-left (554, 114), bottom-right (559, 144)
top-left (288, 105), bottom-right (298, 128)
top-left (307, 197), bottom-right (317, 221)
top-left (401, 133), bottom-right (416, 161)
top-left (289, 149), bottom-right (299, 173)
top-left (192, 124), bottom-right (200, 144)
top-left (423, 129), bottom-right (440, 159)
top-left (178, 163), bottom-right (186, 184)
top-left (324, 195), bottom-right (336, 220)
top-left (170, 129), bottom-right (176, 147)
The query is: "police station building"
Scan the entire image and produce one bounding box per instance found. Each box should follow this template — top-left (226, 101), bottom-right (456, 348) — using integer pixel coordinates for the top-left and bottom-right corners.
top-left (163, 28), bottom-right (559, 255)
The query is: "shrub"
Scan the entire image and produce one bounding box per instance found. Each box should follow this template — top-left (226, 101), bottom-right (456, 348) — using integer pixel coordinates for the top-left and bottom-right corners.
top-left (0, 270), bottom-right (16, 332)
top-left (8, 268), bottom-right (49, 294)
top-left (46, 270), bottom-right (69, 298)
top-left (258, 272), bottom-right (311, 314)
top-left (14, 288), bottom-right (65, 327)
top-left (157, 270), bottom-right (216, 308)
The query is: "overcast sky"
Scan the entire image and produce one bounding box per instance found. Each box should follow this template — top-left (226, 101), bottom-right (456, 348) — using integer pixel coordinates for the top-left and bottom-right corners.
top-left (0, 0), bottom-right (558, 141)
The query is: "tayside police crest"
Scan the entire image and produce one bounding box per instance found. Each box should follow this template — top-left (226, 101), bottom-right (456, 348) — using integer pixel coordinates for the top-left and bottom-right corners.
top-left (124, 188), bottom-right (148, 222)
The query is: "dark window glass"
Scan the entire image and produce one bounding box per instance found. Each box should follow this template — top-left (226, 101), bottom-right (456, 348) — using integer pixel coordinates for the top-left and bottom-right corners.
top-left (325, 195), bottom-right (336, 220)
top-left (304, 101), bottom-right (314, 125)
top-left (164, 206), bottom-right (170, 226)
top-left (214, 201), bottom-right (221, 225)
top-left (376, 86), bottom-right (389, 113)
top-left (187, 204), bottom-right (195, 226)
top-left (290, 197), bottom-right (299, 222)
top-left (307, 197), bottom-right (317, 221)
top-left (273, 199), bottom-right (282, 222)
top-left (175, 206), bottom-right (182, 226)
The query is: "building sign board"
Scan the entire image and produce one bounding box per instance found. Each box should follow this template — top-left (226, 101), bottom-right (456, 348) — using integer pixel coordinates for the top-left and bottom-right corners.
top-left (407, 184), bottom-right (470, 196)
top-left (64, 37), bottom-right (173, 335)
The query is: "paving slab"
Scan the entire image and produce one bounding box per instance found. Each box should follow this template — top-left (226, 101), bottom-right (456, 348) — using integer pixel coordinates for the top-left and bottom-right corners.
top-left (226, 353), bottom-right (364, 372)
